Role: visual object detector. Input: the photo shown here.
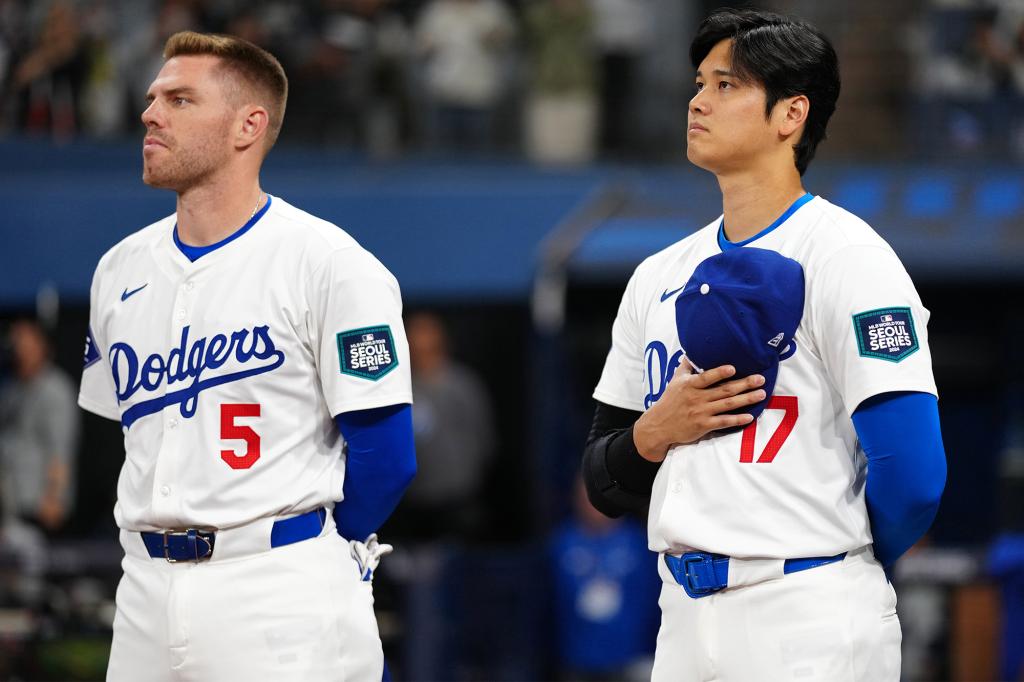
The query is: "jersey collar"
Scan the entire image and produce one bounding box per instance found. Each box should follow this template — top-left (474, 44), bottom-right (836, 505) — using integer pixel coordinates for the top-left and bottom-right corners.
top-left (717, 192), bottom-right (813, 251)
top-left (173, 195), bottom-right (273, 262)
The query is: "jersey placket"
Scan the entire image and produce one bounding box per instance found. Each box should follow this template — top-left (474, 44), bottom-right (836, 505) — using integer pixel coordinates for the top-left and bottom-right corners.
top-left (151, 269), bottom-right (200, 522)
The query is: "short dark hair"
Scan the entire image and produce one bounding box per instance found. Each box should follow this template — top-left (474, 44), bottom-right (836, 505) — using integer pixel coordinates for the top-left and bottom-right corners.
top-left (164, 31), bottom-right (288, 150)
top-left (690, 8), bottom-right (840, 175)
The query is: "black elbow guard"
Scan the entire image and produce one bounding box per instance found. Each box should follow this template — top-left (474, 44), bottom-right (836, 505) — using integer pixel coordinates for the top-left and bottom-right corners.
top-left (582, 428), bottom-right (654, 518)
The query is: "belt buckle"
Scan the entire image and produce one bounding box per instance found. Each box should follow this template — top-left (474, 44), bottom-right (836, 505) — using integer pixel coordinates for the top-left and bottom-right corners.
top-left (682, 552), bottom-right (723, 598)
top-left (162, 529), bottom-right (213, 563)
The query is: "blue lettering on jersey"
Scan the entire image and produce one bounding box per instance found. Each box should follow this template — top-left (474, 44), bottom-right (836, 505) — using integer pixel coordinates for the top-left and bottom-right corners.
top-left (779, 338), bottom-right (798, 361)
top-left (853, 307), bottom-right (918, 362)
top-left (644, 339), bottom-right (799, 409)
top-left (644, 341), bottom-right (684, 409)
top-left (109, 325), bottom-right (285, 429)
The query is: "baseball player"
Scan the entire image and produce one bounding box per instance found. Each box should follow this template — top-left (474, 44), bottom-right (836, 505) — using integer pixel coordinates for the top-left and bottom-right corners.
top-left (582, 9), bottom-right (947, 681)
top-left (78, 32), bottom-right (416, 681)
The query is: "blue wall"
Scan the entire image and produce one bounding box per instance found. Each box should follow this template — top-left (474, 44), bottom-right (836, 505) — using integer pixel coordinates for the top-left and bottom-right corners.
top-left (2, 139), bottom-right (1022, 308)
top-left (1, 140), bottom-right (604, 306)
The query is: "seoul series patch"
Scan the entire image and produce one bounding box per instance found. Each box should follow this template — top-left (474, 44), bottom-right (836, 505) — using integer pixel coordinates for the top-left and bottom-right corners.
top-left (83, 326), bottom-right (101, 369)
top-left (852, 307), bottom-right (919, 362)
top-left (337, 326), bottom-right (397, 380)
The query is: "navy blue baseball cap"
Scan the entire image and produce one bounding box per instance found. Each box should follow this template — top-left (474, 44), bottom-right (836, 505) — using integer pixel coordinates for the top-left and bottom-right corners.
top-left (674, 247), bottom-right (805, 420)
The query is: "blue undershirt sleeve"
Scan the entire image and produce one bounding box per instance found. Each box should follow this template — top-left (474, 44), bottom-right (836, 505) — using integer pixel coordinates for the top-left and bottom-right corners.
top-left (851, 391), bottom-right (946, 568)
top-left (332, 403), bottom-right (417, 541)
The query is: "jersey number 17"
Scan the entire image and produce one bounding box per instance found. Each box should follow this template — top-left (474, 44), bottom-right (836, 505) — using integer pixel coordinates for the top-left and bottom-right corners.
top-left (739, 396), bottom-right (797, 464)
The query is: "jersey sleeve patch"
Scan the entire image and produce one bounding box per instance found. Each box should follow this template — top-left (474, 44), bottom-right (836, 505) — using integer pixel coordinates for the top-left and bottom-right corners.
top-left (83, 326), bottom-right (101, 369)
top-left (852, 307), bottom-right (919, 362)
top-left (336, 326), bottom-right (398, 380)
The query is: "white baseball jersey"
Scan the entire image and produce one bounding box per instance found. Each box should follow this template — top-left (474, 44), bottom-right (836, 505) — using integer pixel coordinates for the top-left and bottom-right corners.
top-left (594, 195), bottom-right (937, 559)
top-left (79, 195), bottom-right (412, 533)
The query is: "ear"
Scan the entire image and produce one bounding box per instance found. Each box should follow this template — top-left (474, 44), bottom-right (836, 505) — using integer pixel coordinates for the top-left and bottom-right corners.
top-left (236, 105), bottom-right (270, 151)
top-left (777, 95), bottom-right (809, 138)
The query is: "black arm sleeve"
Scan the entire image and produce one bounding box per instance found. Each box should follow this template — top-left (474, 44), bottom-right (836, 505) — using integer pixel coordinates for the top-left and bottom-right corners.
top-left (581, 400), bottom-right (662, 518)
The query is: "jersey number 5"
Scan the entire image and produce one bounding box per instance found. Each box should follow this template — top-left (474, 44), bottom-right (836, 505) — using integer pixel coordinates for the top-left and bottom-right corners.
top-left (221, 403), bottom-right (261, 469)
top-left (739, 396), bottom-right (798, 464)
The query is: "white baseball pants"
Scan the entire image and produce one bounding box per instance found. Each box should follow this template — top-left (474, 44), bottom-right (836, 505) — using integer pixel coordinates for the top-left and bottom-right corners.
top-left (106, 516), bottom-right (382, 681)
top-left (651, 545), bottom-right (900, 682)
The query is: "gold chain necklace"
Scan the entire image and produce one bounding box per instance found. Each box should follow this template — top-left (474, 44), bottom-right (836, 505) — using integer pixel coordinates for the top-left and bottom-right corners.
top-left (250, 191), bottom-right (264, 220)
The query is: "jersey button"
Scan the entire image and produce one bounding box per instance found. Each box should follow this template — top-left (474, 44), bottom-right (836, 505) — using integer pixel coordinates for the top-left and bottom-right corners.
top-left (160, 485), bottom-right (171, 497)
top-left (185, 281), bottom-right (195, 291)
top-left (168, 418), bottom-right (178, 429)
top-left (176, 309), bottom-right (186, 321)
top-left (672, 481), bottom-right (683, 493)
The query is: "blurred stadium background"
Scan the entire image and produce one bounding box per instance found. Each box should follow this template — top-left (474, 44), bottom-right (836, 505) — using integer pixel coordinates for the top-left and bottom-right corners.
top-left (1, 0), bottom-right (1024, 680)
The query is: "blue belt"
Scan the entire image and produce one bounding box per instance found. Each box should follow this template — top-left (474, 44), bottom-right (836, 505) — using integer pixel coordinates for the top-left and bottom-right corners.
top-left (664, 550), bottom-right (847, 599)
top-left (140, 507), bottom-right (327, 562)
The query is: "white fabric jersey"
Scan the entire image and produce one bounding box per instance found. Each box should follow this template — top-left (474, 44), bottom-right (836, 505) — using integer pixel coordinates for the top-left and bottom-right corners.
top-left (594, 196), bottom-right (937, 559)
top-left (79, 195), bottom-right (412, 532)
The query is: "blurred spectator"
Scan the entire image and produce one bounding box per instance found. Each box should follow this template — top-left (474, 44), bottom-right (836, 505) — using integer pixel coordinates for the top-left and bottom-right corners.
top-left (390, 312), bottom-right (495, 542)
top-left (912, 3), bottom-right (1024, 158)
top-left (414, 0), bottom-right (516, 151)
top-left (895, 536), bottom-right (948, 682)
top-left (363, 3), bottom-right (416, 159)
top-left (523, 0), bottom-right (598, 165)
top-left (548, 476), bottom-right (659, 681)
top-left (1013, 18), bottom-right (1024, 92)
top-left (77, 0), bottom-right (128, 137)
top-left (286, 0), bottom-right (377, 146)
top-left (989, 534), bottom-right (1024, 682)
top-left (0, 319), bottom-right (79, 535)
top-left (0, 1), bottom-right (27, 116)
top-left (303, 0), bottom-right (416, 154)
top-left (589, 0), bottom-right (652, 157)
top-left (8, 0), bottom-right (86, 139)
top-left (992, 392), bottom-right (1024, 681)
top-left (120, 0), bottom-right (208, 135)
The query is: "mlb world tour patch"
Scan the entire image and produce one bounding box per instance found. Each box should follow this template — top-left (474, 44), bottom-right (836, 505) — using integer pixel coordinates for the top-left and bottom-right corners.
top-left (337, 326), bottom-right (398, 380)
top-left (852, 307), bottom-right (919, 362)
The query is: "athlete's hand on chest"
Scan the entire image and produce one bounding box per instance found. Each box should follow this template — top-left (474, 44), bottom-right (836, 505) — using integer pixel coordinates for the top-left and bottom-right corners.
top-left (632, 363), bottom-right (766, 463)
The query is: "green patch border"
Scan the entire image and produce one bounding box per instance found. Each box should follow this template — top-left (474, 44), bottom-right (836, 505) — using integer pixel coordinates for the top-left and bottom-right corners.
top-left (336, 325), bottom-right (399, 380)
top-left (852, 306), bottom-right (919, 363)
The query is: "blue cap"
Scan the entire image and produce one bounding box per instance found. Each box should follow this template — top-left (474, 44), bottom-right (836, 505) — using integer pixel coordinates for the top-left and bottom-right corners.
top-left (674, 247), bottom-right (805, 420)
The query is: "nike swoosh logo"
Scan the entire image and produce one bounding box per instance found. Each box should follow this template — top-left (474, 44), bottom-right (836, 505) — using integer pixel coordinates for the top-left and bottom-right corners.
top-left (660, 285), bottom-right (685, 302)
top-left (121, 284), bottom-right (148, 302)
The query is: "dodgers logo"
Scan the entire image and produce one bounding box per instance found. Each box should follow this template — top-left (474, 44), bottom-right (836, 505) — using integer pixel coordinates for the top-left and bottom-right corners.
top-left (646, 338), bottom-right (798, 409)
top-left (110, 325), bottom-right (285, 428)
top-left (852, 307), bottom-right (918, 362)
top-left (644, 341), bottom-right (684, 409)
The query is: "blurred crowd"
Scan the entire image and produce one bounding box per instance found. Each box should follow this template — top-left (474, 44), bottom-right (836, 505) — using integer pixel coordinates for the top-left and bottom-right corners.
top-left (911, 0), bottom-right (1024, 159)
top-left (0, 0), bottom-right (661, 163)
top-left (3, 0), bottom-right (1024, 165)
top-left (5, 0), bottom-right (1024, 162)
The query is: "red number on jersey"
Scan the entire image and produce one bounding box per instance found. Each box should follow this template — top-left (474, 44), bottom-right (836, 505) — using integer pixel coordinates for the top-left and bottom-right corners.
top-left (739, 396), bottom-right (798, 464)
top-left (220, 403), bottom-right (261, 469)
